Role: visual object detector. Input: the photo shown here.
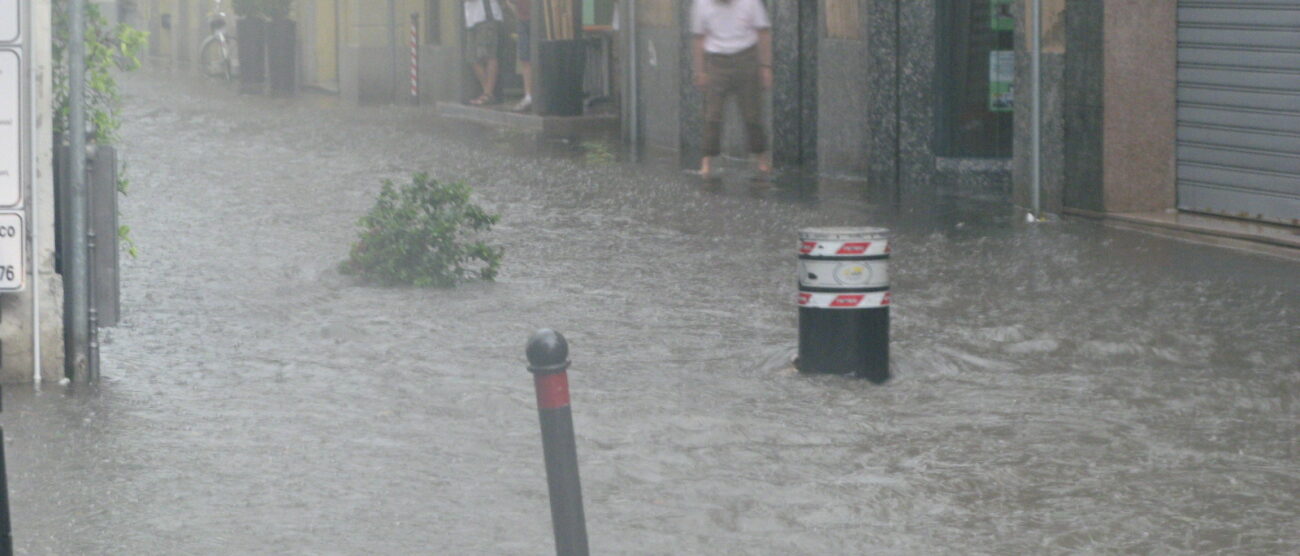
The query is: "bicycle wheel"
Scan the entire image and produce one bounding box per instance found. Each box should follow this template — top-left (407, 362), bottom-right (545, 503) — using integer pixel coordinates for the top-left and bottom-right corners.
top-left (199, 37), bottom-right (228, 79)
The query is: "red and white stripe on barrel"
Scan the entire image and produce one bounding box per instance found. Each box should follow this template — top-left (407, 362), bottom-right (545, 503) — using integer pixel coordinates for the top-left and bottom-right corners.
top-left (798, 238), bottom-right (891, 258)
top-left (797, 291), bottom-right (891, 309)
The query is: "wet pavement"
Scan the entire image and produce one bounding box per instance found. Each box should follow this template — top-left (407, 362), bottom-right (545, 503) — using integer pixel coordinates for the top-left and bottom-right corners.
top-left (4, 72), bottom-right (1298, 554)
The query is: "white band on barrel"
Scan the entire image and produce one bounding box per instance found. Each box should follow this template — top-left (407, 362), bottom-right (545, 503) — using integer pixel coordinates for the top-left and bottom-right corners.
top-left (798, 259), bottom-right (890, 289)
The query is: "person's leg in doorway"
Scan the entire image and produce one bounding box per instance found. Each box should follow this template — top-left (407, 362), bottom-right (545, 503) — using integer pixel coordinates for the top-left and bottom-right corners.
top-left (469, 21), bottom-right (500, 105)
top-left (699, 54), bottom-right (735, 177)
top-left (477, 57), bottom-right (499, 104)
top-left (514, 19), bottom-right (533, 111)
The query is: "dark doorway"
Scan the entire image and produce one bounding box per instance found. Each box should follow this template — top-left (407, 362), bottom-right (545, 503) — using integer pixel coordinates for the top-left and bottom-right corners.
top-left (936, 0), bottom-right (1015, 158)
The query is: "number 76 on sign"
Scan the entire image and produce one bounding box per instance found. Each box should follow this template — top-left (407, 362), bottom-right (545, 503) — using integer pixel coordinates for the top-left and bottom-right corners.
top-left (0, 212), bottom-right (23, 290)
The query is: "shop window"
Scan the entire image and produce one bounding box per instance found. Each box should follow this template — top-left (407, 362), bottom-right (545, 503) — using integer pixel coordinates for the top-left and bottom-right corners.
top-left (937, 0), bottom-right (1014, 158)
top-left (824, 0), bottom-right (862, 40)
top-left (583, 0), bottom-right (617, 27)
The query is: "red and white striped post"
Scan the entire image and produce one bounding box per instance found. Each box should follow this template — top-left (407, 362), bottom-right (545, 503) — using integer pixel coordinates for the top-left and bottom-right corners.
top-left (409, 13), bottom-right (420, 103)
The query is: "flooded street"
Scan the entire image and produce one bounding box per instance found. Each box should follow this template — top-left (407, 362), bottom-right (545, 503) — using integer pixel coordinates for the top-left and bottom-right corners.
top-left (5, 72), bottom-right (1297, 554)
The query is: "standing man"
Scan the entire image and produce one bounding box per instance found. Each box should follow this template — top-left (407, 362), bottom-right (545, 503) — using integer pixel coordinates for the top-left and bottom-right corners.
top-left (507, 0), bottom-right (534, 111)
top-left (465, 0), bottom-right (504, 105)
top-left (691, 0), bottom-right (773, 177)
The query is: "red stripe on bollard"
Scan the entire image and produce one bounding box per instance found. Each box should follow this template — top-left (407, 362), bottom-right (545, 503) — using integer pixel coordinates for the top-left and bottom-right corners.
top-left (535, 372), bottom-right (571, 410)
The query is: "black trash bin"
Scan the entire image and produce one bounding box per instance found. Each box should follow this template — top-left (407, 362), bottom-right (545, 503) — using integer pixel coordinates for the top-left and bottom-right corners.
top-left (266, 18), bottom-right (298, 96)
top-left (537, 39), bottom-right (587, 116)
top-left (237, 17), bottom-right (267, 94)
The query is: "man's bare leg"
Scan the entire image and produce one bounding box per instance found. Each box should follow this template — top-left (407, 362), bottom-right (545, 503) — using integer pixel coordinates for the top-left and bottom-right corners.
top-left (698, 155), bottom-right (715, 177)
top-left (482, 58), bottom-right (499, 102)
top-left (521, 61), bottom-right (533, 98)
top-left (514, 61), bottom-right (534, 110)
top-left (471, 62), bottom-right (489, 102)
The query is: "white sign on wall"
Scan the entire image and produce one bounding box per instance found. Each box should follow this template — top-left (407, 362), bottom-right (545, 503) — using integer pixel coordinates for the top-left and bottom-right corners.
top-left (0, 0), bottom-right (17, 44)
top-left (0, 211), bottom-right (23, 291)
top-left (0, 49), bottom-right (19, 207)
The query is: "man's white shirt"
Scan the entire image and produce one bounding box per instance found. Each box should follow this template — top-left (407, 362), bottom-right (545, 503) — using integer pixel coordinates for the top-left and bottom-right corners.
top-left (691, 0), bottom-right (772, 54)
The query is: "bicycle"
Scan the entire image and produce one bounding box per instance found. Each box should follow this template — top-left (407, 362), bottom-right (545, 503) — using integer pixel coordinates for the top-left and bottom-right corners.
top-left (198, 4), bottom-right (238, 80)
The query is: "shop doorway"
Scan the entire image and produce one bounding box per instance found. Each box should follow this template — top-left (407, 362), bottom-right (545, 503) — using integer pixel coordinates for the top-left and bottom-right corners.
top-left (936, 0), bottom-right (1015, 158)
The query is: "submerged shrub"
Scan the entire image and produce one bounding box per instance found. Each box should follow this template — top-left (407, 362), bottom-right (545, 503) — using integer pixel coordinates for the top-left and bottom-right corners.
top-left (341, 173), bottom-right (503, 287)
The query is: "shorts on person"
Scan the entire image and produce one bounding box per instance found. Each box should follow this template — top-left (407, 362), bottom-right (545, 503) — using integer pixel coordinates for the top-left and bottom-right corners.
top-left (466, 20), bottom-right (501, 63)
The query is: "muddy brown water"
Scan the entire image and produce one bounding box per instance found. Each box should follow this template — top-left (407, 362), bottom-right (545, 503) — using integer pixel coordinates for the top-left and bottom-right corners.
top-left (5, 73), bottom-right (1297, 554)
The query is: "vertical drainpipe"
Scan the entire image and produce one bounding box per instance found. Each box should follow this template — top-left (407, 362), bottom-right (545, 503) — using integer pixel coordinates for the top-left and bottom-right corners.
top-left (335, 0), bottom-right (343, 93)
top-left (627, 0), bottom-right (639, 158)
top-left (893, 0), bottom-right (902, 203)
top-left (68, 0), bottom-right (92, 382)
top-left (1031, 0), bottom-right (1042, 218)
top-left (28, 0), bottom-right (40, 382)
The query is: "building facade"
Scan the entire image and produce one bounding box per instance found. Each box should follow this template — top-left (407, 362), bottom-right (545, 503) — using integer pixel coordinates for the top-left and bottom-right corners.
top-left (126, 0), bottom-right (1300, 224)
top-left (624, 0), bottom-right (1299, 225)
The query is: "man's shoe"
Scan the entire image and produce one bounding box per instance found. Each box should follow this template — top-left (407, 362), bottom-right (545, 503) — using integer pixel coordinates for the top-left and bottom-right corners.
top-left (513, 95), bottom-right (533, 112)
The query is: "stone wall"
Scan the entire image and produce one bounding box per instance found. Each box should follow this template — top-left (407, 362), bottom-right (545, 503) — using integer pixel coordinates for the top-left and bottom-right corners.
top-left (1101, 0), bottom-right (1176, 213)
top-left (1063, 0), bottom-right (1104, 211)
top-left (1061, 0), bottom-right (1178, 214)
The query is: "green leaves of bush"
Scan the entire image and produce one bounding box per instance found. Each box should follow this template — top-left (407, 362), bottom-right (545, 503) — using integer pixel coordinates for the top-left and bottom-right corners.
top-left (341, 174), bottom-right (503, 287)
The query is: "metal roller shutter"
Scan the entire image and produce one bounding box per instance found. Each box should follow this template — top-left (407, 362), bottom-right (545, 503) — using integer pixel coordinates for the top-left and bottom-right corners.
top-left (1176, 0), bottom-right (1300, 225)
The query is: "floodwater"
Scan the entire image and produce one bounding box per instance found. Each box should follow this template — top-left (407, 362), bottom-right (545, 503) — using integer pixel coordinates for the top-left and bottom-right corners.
top-left (5, 72), bottom-right (1297, 554)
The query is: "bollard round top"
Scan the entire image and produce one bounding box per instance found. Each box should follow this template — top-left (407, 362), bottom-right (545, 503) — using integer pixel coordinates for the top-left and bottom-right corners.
top-left (526, 329), bottom-right (571, 374)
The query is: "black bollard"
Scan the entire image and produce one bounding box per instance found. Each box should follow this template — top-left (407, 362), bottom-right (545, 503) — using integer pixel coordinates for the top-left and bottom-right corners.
top-left (0, 385), bottom-right (11, 556)
top-left (526, 330), bottom-right (589, 556)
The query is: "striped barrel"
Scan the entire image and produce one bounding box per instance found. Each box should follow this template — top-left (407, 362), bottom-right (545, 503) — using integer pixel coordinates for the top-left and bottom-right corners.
top-left (796, 227), bottom-right (891, 382)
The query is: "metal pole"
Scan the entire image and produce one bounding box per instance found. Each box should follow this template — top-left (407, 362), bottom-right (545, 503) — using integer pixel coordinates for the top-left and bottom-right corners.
top-left (87, 147), bottom-right (99, 379)
top-left (0, 386), bottom-right (11, 555)
top-left (27, 0), bottom-right (41, 384)
top-left (525, 329), bottom-right (589, 556)
top-left (67, 0), bottom-right (92, 382)
top-left (1030, 0), bottom-right (1042, 219)
top-left (626, 0), bottom-right (639, 158)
